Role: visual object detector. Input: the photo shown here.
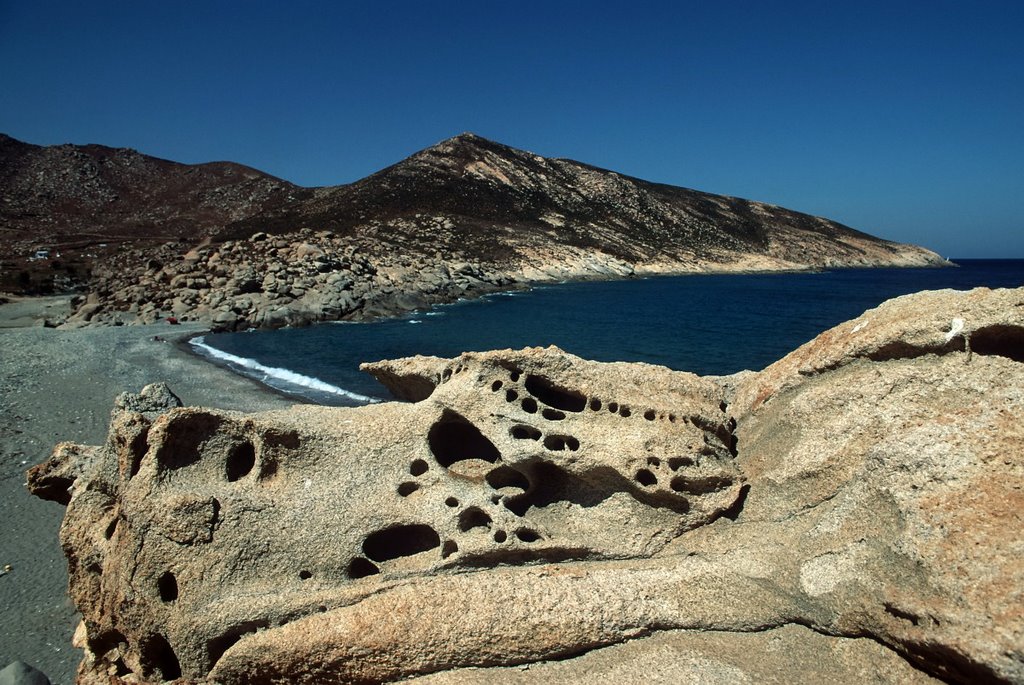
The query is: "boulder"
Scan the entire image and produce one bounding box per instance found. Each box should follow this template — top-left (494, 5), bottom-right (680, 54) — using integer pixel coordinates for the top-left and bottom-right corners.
top-left (211, 310), bottom-right (239, 332)
top-left (0, 662), bottom-right (51, 685)
top-left (26, 287), bottom-right (1024, 684)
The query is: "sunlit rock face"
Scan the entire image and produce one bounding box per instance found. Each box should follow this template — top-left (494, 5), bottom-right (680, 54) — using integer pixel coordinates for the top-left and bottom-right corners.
top-left (29, 287), bottom-right (1024, 684)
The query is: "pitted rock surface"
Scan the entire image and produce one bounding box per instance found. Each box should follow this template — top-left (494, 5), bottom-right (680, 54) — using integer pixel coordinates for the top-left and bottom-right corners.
top-left (28, 287), bottom-right (1024, 684)
top-left (30, 348), bottom-right (742, 683)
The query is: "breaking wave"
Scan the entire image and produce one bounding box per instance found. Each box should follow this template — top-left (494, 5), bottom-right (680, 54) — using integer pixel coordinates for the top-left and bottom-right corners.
top-left (189, 336), bottom-right (380, 405)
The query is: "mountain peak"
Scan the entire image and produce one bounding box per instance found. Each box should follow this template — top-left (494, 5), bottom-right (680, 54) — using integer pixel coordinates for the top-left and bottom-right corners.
top-left (443, 131), bottom-right (489, 145)
top-left (424, 131), bottom-right (501, 153)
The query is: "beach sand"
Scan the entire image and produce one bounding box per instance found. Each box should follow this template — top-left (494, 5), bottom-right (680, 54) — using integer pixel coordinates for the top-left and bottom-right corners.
top-left (0, 297), bottom-right (295, 683)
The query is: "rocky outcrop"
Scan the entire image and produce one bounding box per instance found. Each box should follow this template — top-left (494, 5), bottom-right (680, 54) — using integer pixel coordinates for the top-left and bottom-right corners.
top-left (64, 229), bottom-right (522, 329)
top-left (28, 286), bottom-right (1023, 683)
top-left (2, 131), bottom-right (947, 321)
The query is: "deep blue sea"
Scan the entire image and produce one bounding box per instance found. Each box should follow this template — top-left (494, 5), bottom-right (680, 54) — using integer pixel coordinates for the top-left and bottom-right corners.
top-left (192, 260), bottom-right (1024, 405)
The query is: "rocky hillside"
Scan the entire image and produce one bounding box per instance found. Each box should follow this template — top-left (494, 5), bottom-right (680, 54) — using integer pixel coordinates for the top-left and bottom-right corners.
top-left (29, 287), bottom-right (1024, 683)
top-left (0, 132), bottom-right (947, 327)
top-left (0, 133), bottom-right (306, 293)
top-left (230, 132), bottom-right (940, 270)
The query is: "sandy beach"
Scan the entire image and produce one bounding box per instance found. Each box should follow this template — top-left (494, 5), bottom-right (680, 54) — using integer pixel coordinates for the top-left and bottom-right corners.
top-left (0, 296), bottom-right (295, 684)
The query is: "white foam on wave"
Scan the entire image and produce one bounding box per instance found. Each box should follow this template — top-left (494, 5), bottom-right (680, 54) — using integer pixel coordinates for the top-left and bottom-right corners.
top-left (408, 319), bottom-right (422, 324)
top-left (190, 336), bottom-right (379, 404)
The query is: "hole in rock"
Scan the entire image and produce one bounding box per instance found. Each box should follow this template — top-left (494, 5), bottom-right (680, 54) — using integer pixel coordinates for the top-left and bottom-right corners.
top-left (491, 380), bottom-right (503, 391)
top-left (493, 530), bottom-right (507, 543)
top-left (544, 435), bottom-right (579, 451)
top-left (644, 409), bottom-right (656, 421)
top-left (211, 498), bottom-right (221, 534)
top-left (486, 465), bottom-right (530, 491)
top-left (442, 540), bottom-right (458, 558)
top-left (589, 398), bottom-right (602, 411)
top-left (428, 412), bottom-right (501, 467)
top-left (258, 457), bottom-right (278, 481)
top-left (442, 368), bottom-right (452, 381)
top-left (668, 414), bottom-right (677, 423)
top-left (509, 370), bottom-right (522, 382)
top-left (669, 457), bottom-right (694, 470)
top-left (524, 375), bottom-right (587, 412)
top-left (884, 602), bottom-right (922, 626)
top-left (671, 475), bottom-right (733, 494)
top-left (458, 507), bottom-right (492, 532)
top-left (635, 469), bottom-right (657, 486)
top-left (511, 425), bottom-right (542, 440)
top-left (127, 429), bottom-right (148, 478)
top-left (154, 412), bottom-right (223, 471)
top-left (157, 571), bottom-right (178, 602)
top-left (491, 494), bottom-right (501, 504)
top-left (347, 557), bottom-right (379, 579)
top-left (207, 621), bottom-right (268, 669)
top-left (521, 398), bottom-right (538, 414)
top-left (142, 634), bottom-right (181, 681)
top-left (397, 482), bottom-right (420, 497)
top-left (608, 402), bottom-right (619, 413)
top-left (647, 457), bottom-right (661, 467)
top-left (541, 408), bottom-right (566, 421)
top-left (91, 631), bottom-right (132, 676)
top-left (971, 324), bottom-right (1024, 362)
top-left (104, 517), bottom-right (118, 540)
top-left (263, 428), bottom-right (300, 450)
top-left (722, 484), bottom-right (750, 521)
top-left (505, 389), bottom-right (519, 402)
top-left (619, 406), bottom-right (631, 417)
top-left (299, 570), bottom-right (312, 580)
top-left (318, 605), bottom-right (327, 613)
top-left (410, 459), bottom-right (428, 476)
top-left (503, 461), bottom-right (621, 515)
top-left (89, 629), bottom-right (127, 657)
top-left (544, 436), bottom-right (566, 451)
top-left (719, 401), bottom-right (728, 412)
top-left (445, 496), bottom-right (459, 507)
top-left (515, 528), bottom-right (541, 543)
top-left (363, 524), bottom-right (441, 562)
top-left (225, 441), bottom-right (256, 482)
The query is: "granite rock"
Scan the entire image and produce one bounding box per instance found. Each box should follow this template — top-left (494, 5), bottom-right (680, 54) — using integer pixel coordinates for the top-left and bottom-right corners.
top-left (27, 287), bottom-right (1024, 684)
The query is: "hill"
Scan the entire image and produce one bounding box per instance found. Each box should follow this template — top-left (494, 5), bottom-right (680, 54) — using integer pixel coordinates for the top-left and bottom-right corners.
top-left (0, 132), bottom-right (946, 326)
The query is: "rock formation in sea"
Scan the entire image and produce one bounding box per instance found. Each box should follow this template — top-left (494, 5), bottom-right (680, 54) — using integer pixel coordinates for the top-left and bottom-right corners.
top-left (28, 286), bottom-right (1023, 683)
top-left (1, 132), bottom-right (947, 328)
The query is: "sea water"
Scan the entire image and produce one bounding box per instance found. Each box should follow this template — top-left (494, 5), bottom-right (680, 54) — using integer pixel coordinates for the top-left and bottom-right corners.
top-left (192, 260), bottom-right (1024, 405)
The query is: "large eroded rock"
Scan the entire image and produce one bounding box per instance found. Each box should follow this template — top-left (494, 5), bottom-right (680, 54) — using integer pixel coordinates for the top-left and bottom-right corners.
top-left (27, 287), bottom-right (1024, 684)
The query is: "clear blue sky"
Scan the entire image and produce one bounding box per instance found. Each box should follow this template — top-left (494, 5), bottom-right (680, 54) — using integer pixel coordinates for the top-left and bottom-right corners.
top-left (2, 1), bottom-right (1021, 258)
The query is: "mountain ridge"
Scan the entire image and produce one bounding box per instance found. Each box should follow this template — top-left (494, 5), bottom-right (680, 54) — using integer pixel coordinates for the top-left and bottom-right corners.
top-left (0, 131), bottom-right (947, 326)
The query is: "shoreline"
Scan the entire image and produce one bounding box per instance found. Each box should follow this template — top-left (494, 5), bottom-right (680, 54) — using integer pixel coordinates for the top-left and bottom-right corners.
top-left (172, 261), bottom-right (961, 407)
top-left (69, 234), bottom-right (953, 330)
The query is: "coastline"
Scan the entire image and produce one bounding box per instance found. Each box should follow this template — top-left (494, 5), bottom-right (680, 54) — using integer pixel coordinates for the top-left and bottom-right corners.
top-left (71, 230), bottom-right (952, 331)
top-left (0, 258), bottom-right (964, 682)
top-left (0, 303), bottom-right (295, 683)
